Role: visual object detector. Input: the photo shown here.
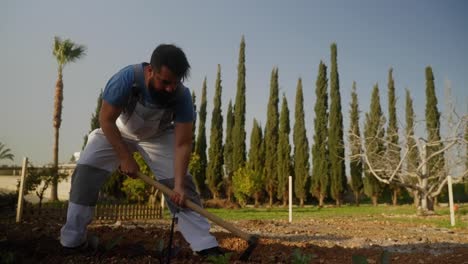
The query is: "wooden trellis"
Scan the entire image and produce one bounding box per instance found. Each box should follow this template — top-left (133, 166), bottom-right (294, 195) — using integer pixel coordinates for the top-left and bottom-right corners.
top-left (22, 202), bottom-right (162, 222)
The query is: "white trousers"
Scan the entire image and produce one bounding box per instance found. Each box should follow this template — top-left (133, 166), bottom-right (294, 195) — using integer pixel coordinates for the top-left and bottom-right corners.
top-left (60, 129), bottom-right (218, 251)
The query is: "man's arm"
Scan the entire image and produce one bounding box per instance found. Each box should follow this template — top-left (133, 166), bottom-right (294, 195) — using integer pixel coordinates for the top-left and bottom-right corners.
top-left (171, 121), bottom-right (193, 206)
top-left (99, 100), bottom-right (139, 177)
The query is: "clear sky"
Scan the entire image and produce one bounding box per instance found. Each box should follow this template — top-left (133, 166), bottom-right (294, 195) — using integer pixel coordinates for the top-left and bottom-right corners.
top-left (1, 0), bottom-right (467, 166)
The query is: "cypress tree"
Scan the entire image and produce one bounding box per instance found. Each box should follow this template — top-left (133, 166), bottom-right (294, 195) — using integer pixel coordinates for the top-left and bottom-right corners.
top-left (232, 36), bottom-right (247, 172)
top-left (364, 84), bottom-right (386, 206)
top-left (277, 94), bottom-right (291, 207)
top-left (191, 90), bottom-right (197, 152)
top-left (442, 80), bottom-right (456, 202)
top-left (406, 89), bottom-right (419, 172)
top-left (265, 67), bottom-right (280, 207)
top-left (293, 78), bottom-right (310, 207)
top-left (193, 78), bottom-right (208, 196)
top-left (207, 65), bottom-right (224, 199)
top-left (387, 68), bottom-right (401, 206)
top-left (311, 61), bottom-right (329, 207)
top-left (82, 90), bottom-right (103, 149)
top-left (425, 67), bottom-right (445, 181)
top-left (224, 100), bottom-right (234, 202)
top-left (328, 43), bottom-right (347, 206)
top-left (249, 119), bottom-right (265, 207)
top-left (405, 89), bottom-right (420, 206)
top-left (348, 82), bottom-right (363, 206)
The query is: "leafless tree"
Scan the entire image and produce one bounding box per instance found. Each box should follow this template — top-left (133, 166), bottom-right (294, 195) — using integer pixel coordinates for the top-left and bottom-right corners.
top-left (351, 115), bottom-right (467, 215)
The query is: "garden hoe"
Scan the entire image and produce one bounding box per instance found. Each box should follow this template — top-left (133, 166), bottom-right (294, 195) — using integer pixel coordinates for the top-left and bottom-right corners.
top-left (137, 172), bottom-right (259, 261)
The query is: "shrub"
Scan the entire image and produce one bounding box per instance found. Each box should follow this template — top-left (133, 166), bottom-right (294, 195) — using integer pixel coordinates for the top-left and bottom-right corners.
top-left (232, 167), bottom-right (255, 207)
top-left (121, 178), bottom-right (149, 204)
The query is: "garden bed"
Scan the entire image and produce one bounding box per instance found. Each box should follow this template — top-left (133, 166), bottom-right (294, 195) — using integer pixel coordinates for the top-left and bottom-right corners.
top-left (1, 211), bottom-right (467, 263)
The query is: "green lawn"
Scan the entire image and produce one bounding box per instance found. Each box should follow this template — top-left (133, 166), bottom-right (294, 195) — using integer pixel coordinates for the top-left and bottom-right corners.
top-left (41, 199), bottom-right (467, 229)
top-left (194, 204), bottom-right (468, 229)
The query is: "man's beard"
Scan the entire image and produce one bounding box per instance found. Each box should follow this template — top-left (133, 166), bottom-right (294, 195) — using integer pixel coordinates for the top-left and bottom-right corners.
top-left (148, 82), bottom-right (178, 107)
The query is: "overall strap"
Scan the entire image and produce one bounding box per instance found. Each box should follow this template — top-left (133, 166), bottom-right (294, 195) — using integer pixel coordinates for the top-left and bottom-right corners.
top-left (123, 63), bottom-right (146, 119)
top-left (132, 63), bottom-right (146, 90)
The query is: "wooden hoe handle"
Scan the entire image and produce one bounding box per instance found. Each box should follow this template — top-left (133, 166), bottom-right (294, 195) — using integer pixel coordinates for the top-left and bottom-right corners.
top-left (137, 172), bottom-right (254, 242)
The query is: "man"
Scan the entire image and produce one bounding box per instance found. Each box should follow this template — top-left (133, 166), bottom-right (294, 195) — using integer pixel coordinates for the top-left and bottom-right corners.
top-left (60, 44), bottom-right (223, 257)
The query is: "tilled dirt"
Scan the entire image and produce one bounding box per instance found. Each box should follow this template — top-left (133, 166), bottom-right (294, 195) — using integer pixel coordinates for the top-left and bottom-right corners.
top-left (1, 214), bottom-right (467, 263)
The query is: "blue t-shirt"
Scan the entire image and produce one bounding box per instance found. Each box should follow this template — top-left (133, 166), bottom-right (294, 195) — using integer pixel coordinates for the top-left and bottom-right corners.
top-left (102, 63), bottom-right (194, 123)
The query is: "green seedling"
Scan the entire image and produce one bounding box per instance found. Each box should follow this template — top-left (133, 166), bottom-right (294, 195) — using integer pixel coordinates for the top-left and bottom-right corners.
top-left (155, 239), bottom-right (165, 255)
top-left (381, 250), bottom-right (390, 264)
top-left (154, 239), bottom-right (166, 263)
top-left (292, 248), bottom-right (317, 264)
top-left (206, 252), bottom-right (232, 264)
top-left (0, 251), bottom-right (15, 264)
top-left (352, 250), bottom-right (391, 264)
top-left (105, 235), bottom-right (123, 251)
top-left (352, 255), bottom-right (368, 264)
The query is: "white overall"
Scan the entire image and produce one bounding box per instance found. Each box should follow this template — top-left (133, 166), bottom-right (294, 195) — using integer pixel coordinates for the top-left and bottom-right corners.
top-left (60, 98), bottom-right (218, 251)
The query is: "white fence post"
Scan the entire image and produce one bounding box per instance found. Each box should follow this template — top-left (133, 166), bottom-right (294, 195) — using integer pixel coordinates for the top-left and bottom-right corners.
top-left (289, 176), bottom-right (292, 223)
top-left (447, 175), bottom-right (455, 226)
top-left (161, 194), bottom-right (165, 217)
top-left (16, 157), bottom-right (28, 223)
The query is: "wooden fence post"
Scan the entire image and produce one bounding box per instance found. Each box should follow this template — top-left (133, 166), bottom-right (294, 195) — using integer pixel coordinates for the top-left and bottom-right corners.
top-left (160, 195), bottom-right (165, 218)
top-left (113, 204), bottom-right (117, 220)
top-left (289, 175), bottom-right (292, 223)
top-left (16, 157), bottom-right (28, 223)
top-left (126, 204), bottom-right (129, 220)
top-left (103, 204), bottom-right (108, 220)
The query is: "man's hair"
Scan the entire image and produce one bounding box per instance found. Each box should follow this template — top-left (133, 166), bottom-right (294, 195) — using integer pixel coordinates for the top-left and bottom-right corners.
top-left (150, 44), bottom-right (190, 81)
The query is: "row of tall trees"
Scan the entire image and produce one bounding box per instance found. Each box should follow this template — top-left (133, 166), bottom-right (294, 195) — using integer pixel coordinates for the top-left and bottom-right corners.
top-left (189, 37), bottom-right (467, 213)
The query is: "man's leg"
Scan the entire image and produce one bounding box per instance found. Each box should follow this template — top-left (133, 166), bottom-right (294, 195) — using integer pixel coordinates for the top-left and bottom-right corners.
top-left (137, 131), bottom-right (219, 252)
top-left (60, 129), bottom-right (121, 248)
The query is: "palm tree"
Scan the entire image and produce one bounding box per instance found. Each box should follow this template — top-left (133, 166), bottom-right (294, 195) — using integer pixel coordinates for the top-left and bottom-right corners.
top-left (0, 142), bottom-right (14, 161)
top-left (51, 36), bottom-right (86, 201)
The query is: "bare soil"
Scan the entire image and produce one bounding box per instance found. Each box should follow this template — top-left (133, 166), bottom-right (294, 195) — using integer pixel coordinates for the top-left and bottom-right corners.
top-left (1, 213), bottom-right (467, 263)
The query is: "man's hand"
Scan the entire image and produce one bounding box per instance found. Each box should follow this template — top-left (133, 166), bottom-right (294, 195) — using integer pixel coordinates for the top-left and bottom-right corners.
top-left (170, 184), bottom-right (186, 207)
top-left (118, 156), bottom-right (139, 179)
